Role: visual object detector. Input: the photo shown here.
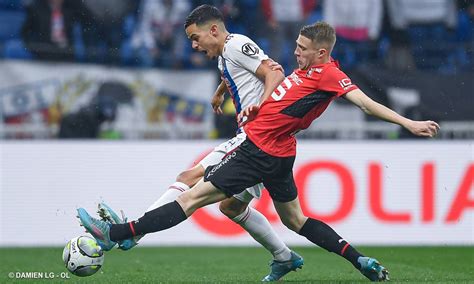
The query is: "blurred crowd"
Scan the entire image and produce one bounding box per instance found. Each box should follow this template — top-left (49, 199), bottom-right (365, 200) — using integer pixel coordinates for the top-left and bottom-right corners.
top-left (0, 0), bottom-right (473, 73)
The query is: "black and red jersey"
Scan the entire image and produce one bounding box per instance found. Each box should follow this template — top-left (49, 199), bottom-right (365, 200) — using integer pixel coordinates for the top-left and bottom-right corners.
top-left (245, 60), bottom-right (358, 157)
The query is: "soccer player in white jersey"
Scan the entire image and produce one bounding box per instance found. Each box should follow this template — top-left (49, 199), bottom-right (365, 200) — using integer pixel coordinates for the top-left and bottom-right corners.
top-left (97, 4), bottom-right (303, 281)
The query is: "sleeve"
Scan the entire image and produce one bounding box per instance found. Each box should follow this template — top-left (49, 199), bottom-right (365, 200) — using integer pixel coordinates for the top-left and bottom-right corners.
top-left (319, 67), bottom-right (359, 97)
top-left (225, 35), bottom-right (269, 73)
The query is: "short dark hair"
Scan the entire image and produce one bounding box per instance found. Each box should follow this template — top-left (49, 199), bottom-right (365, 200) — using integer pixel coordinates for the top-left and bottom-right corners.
top-left (184, 4), bottom-right (224, 29)
top-left (300, 21), bottom-right (336, 52)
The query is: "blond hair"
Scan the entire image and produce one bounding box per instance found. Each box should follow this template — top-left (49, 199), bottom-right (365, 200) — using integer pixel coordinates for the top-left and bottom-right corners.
top-left (299, 21), bottom-right (336, 52)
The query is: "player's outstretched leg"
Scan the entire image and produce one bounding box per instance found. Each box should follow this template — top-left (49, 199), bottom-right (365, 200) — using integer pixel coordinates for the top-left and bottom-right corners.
top-left (275, 200), bottom-right (389, 282)
top-left (97, 202), bottom-right (140, 250)
top-left (298, 218), bottom-right (390, 282)
top-left (358, 257), bottom-right (390, 282)
top-left (77, 208), bottom-right (116, 251)
top-left (262, 251), bottom-right (304, 282)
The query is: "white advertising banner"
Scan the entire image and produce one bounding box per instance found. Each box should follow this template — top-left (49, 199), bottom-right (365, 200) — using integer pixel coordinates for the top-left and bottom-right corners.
top-left (0, 141), bottom-right (473, 246)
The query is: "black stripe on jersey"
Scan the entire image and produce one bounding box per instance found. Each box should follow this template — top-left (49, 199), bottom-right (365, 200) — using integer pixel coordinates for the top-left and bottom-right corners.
top-left (280, 90), bottom-right (336, 118)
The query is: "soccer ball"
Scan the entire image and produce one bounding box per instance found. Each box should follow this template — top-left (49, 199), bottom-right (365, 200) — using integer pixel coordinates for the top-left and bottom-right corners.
top-left (62, 236), bottom-right (104, 277)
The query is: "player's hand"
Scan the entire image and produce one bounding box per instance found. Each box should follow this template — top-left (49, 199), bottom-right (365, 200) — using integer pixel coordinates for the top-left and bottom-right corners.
top-left (211, 94), bottom-right (224, 114)
top-left (238, 105), bottom-right (260, 127)
top-left (406, 120), bottom-right (440, 138)
top-left (267, 59), bottom-right (284, 73)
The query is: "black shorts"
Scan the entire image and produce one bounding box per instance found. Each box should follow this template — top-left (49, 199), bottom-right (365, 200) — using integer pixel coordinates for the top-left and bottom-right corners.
top-left (204, 138), bottom-right (297, 202)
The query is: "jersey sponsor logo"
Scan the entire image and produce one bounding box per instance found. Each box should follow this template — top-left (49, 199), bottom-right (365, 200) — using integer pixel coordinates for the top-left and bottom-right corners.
top-left (338, 78), bottom-right (353, 90)
top-left (241, 43), bottom-right (259, 56)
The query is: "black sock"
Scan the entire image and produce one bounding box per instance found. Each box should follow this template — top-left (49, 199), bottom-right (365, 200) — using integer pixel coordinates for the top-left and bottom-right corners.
top-left (110, 201), bottom-right (187, 242)
top-left (298, 218), bottom-right (363, 269)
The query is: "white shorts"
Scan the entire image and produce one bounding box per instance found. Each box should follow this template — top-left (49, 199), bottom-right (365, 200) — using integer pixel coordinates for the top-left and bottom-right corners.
top-left (199, 132), bottom-right (263, 203)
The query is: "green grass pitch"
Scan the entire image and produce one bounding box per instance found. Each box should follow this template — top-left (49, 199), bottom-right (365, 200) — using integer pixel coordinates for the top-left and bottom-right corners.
top-left (1, 246), bottom-right (473, 283)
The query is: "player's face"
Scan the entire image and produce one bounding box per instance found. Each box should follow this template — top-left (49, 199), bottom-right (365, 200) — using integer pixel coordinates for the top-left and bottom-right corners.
top-left (294, 35), bottom-right (320, 70)
top-left (185, 23), bottom-right (220, 60)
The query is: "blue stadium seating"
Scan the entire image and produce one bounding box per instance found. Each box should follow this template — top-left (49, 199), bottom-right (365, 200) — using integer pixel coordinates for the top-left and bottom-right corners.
top-left (0, 1), bottom-right (471, 72)
top-left (3, 39), bottom-right (32, 59)
top-left (120, 14), bottom-right (137, 65)
top-left (0, 10), bottom-right (25, 41)
top-left (456, 11), bottom-right (473, 42)
top-left (0, 9), bottom-right (27, 59)
top-left (407, 24), bottom-right (453, 71)
top-left (0, 0), bottom-right (24, 10)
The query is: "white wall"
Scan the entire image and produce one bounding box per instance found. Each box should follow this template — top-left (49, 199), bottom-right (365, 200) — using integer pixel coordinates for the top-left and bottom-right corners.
top-left (0, 141), bottom-right (472, 246)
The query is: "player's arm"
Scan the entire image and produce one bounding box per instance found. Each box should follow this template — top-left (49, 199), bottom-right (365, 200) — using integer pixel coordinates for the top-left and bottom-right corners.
top-left (343, 89), bottom-right (440, 137)
top-left (238, 61), bottom-right (284, 126)
top-left (255, 59), bottom-right (285, 106)
top-left (211, 80), bottom-right (227, 114)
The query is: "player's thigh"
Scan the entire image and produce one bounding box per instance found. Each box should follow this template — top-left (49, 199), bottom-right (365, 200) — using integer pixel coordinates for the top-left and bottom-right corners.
top-left (263, 168), bottom-right (306, 231)
top-left (263, 170), bottom-right (297, 203)
top-left (221, 183), bottom-right (263, 217)
top-left (219, 196), bottom-right (249, 217)
top-left (177, 179), bottom-right (228, 215)
top-left (273, 198), bottom-right (308, 232)
top-left (177, 164), bottom-right (206, 186)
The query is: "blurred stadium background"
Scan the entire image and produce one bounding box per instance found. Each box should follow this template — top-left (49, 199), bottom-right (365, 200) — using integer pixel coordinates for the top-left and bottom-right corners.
top-left (0, 0), bottom-right (473, 282)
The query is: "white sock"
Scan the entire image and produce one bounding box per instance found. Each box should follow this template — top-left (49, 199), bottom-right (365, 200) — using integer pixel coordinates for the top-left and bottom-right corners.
top-left (146, 182), bottom-right (190, 212)
top-left (233, 207), bottom-right (292, 261)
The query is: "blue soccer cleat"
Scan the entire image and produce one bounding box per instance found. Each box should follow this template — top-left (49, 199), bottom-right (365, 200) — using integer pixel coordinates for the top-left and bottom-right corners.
top-left (262, 251), bottom-right (304, 281)
top-left (76, 208), bottom-right (116, 251)
top-left (97, 202), bottom-right (140, 250)
top-left (358, 257), bottom-right (390, 282)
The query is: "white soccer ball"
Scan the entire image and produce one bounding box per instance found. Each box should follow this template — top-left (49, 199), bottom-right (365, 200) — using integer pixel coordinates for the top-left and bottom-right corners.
top-left (62, 236), bottom-right (104, 277)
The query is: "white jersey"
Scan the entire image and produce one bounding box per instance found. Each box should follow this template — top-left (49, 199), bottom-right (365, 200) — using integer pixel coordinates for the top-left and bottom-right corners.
top-left (218, 34), bottom-right (269, 115)
top-left (199, 34), bottom-right (269, 202)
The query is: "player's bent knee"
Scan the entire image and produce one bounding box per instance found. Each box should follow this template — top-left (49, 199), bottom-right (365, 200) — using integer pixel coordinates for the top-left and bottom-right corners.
top-left (176, 165), bottom-right (205, 187)
top-left (219, 198), bottom-right (247, 219)
top-left (281, 215), bottom-right (307, 232)
top-left (176, 170), bottom-right (195, 184)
